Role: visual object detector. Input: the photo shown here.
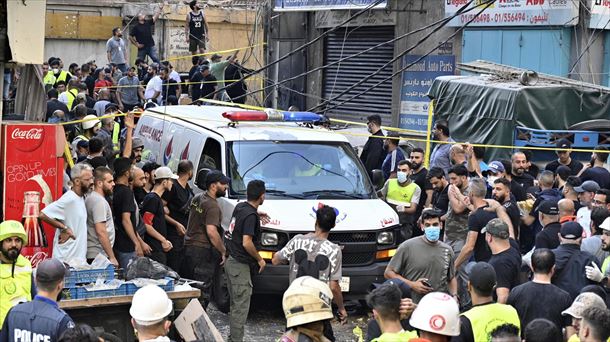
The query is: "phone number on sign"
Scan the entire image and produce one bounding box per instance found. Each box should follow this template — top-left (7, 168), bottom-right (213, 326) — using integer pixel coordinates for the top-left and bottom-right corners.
top-left (460, 12), bottom-right (529, 24)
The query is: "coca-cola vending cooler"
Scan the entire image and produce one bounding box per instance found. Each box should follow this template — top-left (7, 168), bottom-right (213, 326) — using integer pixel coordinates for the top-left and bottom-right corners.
top-left (1, 122), bottom-right (66, 267)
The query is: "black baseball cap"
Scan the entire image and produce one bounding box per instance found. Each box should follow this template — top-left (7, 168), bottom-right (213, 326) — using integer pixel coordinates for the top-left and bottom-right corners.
top-left (113, 157), bottom-right (133, 178)
top-left (36, 258), bottom-right (70, 283)
top-left (205, 170), bottom-right (230, 188)
top-left (537, 200), bottom-right (559, 215)
top-left (574, 180), bottom-right (600, 193)
top-left (468, 262), bottom-right (496, 293)
top-left (556, 138), bottom-right (572, 149)
top-left (560, 221), bottom-right (583, 240)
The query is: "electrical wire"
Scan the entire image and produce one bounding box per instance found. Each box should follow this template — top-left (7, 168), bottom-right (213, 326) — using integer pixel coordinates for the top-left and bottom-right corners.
top-left (309, 0), bottom-right (488, 112)
top-left (204, 0), bottom-right (387, 100)
top-left (318, 0), bottom-right (497, 114)
top-left (230, 0), bottom-right (486, 103)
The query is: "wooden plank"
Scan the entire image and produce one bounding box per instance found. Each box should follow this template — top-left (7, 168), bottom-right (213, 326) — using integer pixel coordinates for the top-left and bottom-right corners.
top-left (45, 13), bottom-right (121, 40)
top-left (59, 289), bottom-right (201, 310)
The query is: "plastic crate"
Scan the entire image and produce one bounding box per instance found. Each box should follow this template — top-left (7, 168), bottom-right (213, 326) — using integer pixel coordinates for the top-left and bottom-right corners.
top-left (74, 283), bottom-right (127, 299)
top-left (125, 277), bottom-right (175, 295)
top-left (64, 265), bottom-right (115, 287)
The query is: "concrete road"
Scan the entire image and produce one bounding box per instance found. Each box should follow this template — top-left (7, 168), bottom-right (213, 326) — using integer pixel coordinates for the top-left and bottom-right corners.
top-left (207, 295), bottom-right (371, 341)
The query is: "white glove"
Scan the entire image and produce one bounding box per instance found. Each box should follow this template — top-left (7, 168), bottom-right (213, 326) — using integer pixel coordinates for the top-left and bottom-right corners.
top-left (585, 263), bottom-right (604, 283)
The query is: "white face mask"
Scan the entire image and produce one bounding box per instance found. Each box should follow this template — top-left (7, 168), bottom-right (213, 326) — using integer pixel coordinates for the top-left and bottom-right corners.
top-left (52, 68), bottom-right (59, 74)
top-left (487, 176), bottom-right (498, 187)
top-left (397, 171), bottom-right (408, 183)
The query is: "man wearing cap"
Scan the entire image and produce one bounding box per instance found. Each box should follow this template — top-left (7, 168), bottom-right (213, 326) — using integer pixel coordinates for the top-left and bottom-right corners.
top-left (456, 262), bottom-right (521, 342)
top-left (210, 52), bottom-right (238, 100)
top-left (40, 163), bottom-right (93, 264)
top-left (483, 219), bottom-right (521, 303)
top-left (142, 167), bottom-right (178, 265)
top-left (184, 170), bottom-right (229, 307)
top-left (545, 139), bottom-right (584, 175)
top-left (561, 292), bottom-right (607, 341)
top-left (576, 180), bottom-right (602, 237)
top-left (585, 217), bottom-right (610, 289)
top-left (129, 285), bottom-right (173, 342)
top-left (129, 137), bottom-right (145, 164)
top-left (381, 131), bottom-right (405, 180)
top-left (190, 64), bottom-right (216, 103)
top-left (551, 222), bottom-right (599, 300)
top-left (361, 114), bottom-right (386, 178)
top-left (0, 221), bottom-right (33, 328)
top-left (0, 258), bottom-right (74, 342)
top-left (535, 200), bottom-right (562, 249)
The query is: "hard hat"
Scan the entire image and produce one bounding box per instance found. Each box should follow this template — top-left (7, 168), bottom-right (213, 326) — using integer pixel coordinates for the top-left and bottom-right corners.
top-left (0, 220), bottom-right (27, 245)
top-left (409, 292), bottom-right (460, 337)
top-left (129, 285), bottom-right (173, 325)
top-left (282, 276), bottom-right (334, 328)
top-left (82, 114), bottom-right (100, 130)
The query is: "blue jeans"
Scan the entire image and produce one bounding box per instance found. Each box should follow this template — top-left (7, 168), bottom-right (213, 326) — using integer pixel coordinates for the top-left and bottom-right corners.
top-left (116, 63), bottom-right (128, 73)
top-left (116, 251), bottom-right (136, 271)
top-left (137, 46), bottom-right (159, 64)
top-left (3, 72), bottom-right (11, 99)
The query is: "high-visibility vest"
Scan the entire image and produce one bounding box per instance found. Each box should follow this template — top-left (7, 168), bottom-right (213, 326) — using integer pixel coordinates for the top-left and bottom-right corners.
top-left (0, 255), bottom-right (32, 327)
top-left (372, 330), bottom-right (418, 342)
top-left (66, 88), bottom-right (79, 110)
top-left (112, 122), bottom-right (120, 154)
top-left (43, 72), bottom-right (56, 86)
top-left (46, 70), bottom-right (69, 86)
top-left (462, 303), bottom-right (521, 342)
top-left (602, 255), bottom-right (610, 275)
top-left (386, 179), bottom-right (418, 206)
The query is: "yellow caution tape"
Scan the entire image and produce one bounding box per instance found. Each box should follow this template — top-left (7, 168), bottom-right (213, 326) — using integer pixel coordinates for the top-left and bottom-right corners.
top-left (94, 78), bottom-right (263, 90)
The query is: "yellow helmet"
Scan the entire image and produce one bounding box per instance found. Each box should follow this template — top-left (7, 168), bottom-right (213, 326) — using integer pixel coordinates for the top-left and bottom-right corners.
top-left (282, 276), bottom-right (334, 328)
top-left (0, 220), bottom-right (27, 245)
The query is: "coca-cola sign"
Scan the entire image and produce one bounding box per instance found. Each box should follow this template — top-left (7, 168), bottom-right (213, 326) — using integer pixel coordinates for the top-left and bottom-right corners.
top-left (9, 126), bottom-right (45, 152)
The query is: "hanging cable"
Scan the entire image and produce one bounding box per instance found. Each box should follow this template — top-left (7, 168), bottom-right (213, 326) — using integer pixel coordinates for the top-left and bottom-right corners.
top-left (318, 0), bottom-right (497, 114)
top-left (230, 0), bottom-right (484, 103)
top-left (204, 0), bottom-right (386, 100)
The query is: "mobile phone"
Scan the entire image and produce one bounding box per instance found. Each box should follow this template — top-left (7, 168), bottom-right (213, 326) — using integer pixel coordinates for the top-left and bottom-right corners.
top-left (422, 279), bottom-right (432, 287)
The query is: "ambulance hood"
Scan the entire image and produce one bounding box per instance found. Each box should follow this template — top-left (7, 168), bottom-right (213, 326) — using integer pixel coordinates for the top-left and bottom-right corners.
top-left (221, 198), bottom-right (399, 232)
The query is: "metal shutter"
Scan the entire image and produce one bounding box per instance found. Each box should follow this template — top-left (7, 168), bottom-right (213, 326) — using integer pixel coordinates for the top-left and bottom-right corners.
top-left (322, 26), bottom-right (395, 124)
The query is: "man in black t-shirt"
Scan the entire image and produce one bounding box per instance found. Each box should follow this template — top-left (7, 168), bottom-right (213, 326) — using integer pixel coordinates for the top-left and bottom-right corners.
top-left (142, 166), bottom-right (177, 265)
top-left (508, 249), bottom-right (572, 334)
top-left (410, 148), bottom-right (432, 230)
top-left (535, 200), bottom-right (562, 249)
top-left (545, 139), bottom-right (584, 176)
top-left (512, 152), bottom-right (535, 190)
top-left (427, 167), bottom-right (450, 214)
top-left (112, 158), bottom-right (146, 270)
top-left (129, 5), bottom-right (163, 64)
top-left (190, 65), bottom-right (216, 103)
top-left (484, 219), bottom-right (522, 304)
top-left (224, 180), bottom-right (266, 342)
top-left (162, 160), bottom-right (194, 275)
top-left (492, 178), bottom-right (521, 240)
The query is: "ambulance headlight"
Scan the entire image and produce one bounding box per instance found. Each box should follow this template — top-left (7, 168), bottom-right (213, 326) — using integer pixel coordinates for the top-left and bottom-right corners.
top-left (261, 232), bottom-right (278, 246)
top-left (377, 231), bottom-right (394, 245)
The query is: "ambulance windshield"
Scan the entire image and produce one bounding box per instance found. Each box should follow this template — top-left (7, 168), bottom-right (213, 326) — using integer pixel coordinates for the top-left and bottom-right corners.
top-left (227, 141), bottom-right (375, 199)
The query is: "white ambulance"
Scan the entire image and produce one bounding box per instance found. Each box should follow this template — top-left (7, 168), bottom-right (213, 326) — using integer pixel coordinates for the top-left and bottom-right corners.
top-left (134, 105), bottom-right (400, 297)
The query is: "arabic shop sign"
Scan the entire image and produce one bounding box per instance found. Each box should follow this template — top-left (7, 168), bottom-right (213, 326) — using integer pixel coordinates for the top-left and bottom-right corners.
top-left (274, 0), bottom-right (387, 11)
top-left (399, 55), bottom-right (455, 133)
top-left (590, 0), bottom-right (610, 29)
top-left (445, 0), bottom-right (579, 27)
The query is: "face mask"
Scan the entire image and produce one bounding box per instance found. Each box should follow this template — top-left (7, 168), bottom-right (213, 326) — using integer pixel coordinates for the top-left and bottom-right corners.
top-left (397, 171), bottom-right (408, 183)
top-left (424, 226), bottom-right (441, 242)
top-left (487, 176), bottom-right (498, 187)
top-left (52, 68), bottom-right (59, 74)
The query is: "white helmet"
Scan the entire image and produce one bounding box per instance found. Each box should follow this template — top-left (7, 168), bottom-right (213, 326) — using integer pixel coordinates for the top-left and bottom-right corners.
top-left (409, 292), bottom-right (460, 337)
top-left (82, 114), bottom-right (100, 130)
top-left (129, 285), bottom-right (173, 326)
top-left (282, 276), bottom-right (334, 328)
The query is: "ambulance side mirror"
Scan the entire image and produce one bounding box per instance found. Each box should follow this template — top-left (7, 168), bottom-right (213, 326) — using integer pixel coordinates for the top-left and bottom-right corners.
top-left (195, 168), bottom-right (211, 191)
top-left (371, 169), bottom-right (384, 190)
